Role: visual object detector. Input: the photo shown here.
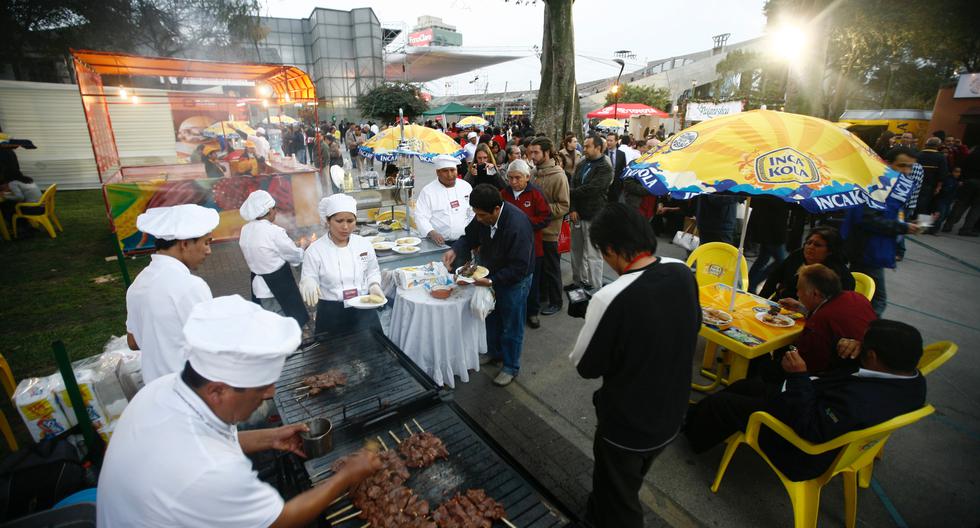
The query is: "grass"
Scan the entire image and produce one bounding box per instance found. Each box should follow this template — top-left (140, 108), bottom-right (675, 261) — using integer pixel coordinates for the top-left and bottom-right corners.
top-left (0, 190), bottom-right (150, 380)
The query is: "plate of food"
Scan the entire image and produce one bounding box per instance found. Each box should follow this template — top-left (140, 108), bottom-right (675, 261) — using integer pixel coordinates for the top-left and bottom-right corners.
top-left (753, 305), bottom-right (804, 319)
top-left (395, 236), bottom-right (422, 246)
top-left (756, 311), bottom-right (795, 327)
top-left (702, 307), bottom-right (733, 328)
top-left (372, 241), bottom-right (396, 251)
top-left (456, 263), bottom-right (490, 280)
top-left (370, 235), bottom-right (387, 244)
top-left (348, 294), bottom-right (387, 309)
top-left (391, 245), bottom-right (421, 255)
top-left (429, 285), bottom-right (454, 299)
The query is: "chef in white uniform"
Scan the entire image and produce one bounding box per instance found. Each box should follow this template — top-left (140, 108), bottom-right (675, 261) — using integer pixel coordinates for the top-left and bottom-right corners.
top-left (414, 154), bottom-right (474, 246)
top-left (239, 190), bottom-right (309, 327)
top-left (126, 204), bottom-right (218, 384)
top-left (300, 194), bottom-right (385, 337)
top-left (98, 295), bottom-right (380, 527)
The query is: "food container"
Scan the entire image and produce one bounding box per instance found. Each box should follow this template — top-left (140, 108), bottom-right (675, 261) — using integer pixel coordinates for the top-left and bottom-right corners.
top-left (429, 285), bottom-right (454, 299)
top-left (301, 417), bottom-right (333, 458)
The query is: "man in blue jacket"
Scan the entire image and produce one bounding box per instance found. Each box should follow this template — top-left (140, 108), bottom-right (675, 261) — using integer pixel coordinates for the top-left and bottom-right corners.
top-left (444, 184), bottom-right (535, 386)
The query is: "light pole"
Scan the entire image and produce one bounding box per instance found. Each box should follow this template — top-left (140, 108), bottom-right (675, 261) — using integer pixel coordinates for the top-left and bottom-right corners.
top-left (612, 58), bottom-right (626, 124)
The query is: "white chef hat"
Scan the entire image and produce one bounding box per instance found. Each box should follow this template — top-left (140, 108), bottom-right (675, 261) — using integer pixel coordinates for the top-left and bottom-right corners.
top-left (318, 193), bottom-right (357, 221)
top-left (256, 127), bottom-right (266, 135)
top-left (433, 155), bottom-right (459, 171)
top-left (183, 295), bottom-right (300, 388)
top-left (467, 131), bottom-right (478, 140)
top-left (240, 190), bottom-right (275, 221)
top-left (137, 204), bottom-right (219, 241)
top-left (506, 159), bottom-right (531, 176)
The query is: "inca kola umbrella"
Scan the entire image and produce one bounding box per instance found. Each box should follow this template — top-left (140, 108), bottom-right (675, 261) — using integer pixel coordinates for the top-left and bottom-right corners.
top-left (262, 115), bottom-right (298, 125)
top-left (457, 116), bottom-right (488, 127)
top-left (623, 110), bottom-right (914, 307)
top-left (595, 118), bottom-right (625, 130)
top-left (359, 124), bottom-right (465, 163)
top-left (203, 121), bottom-right (255, 137)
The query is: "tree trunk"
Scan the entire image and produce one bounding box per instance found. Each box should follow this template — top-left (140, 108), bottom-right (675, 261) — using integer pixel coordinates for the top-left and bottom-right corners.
top-left (533, 0), bottom-right (579, 144)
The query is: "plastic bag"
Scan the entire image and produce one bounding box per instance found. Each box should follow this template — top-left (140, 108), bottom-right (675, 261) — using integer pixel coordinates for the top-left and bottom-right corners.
top-left (12, 376), bottom-right (72, 442)
top-left (469, 286), bottom-right (496, 320)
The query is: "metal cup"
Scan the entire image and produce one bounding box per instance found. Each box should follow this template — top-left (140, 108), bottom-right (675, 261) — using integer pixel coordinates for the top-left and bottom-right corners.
top-left (300, 417), bottom-right (333, 458)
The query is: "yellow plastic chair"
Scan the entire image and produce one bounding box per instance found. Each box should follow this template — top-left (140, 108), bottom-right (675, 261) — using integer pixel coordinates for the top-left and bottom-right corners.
top-left (0, 353), bottom-right (18, 451)
top-left (711, 405), bottom-right (934, 528)
top-left (851, 272), bottom-right (875, 301)
top-left (686, 242), bottom-right (749, 289)
top-left (11, 184), bottom-right (62, 239)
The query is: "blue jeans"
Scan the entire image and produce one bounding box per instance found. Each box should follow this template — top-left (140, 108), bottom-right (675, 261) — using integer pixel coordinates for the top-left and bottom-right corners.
top-left (486, 274), bottom-right (532, 376)
top-left (851, 265), bottom-right (887, 316)
top-left (748, 243), bottom-right (787, 292)
top-left (295, 147), bottom-right (307, 165)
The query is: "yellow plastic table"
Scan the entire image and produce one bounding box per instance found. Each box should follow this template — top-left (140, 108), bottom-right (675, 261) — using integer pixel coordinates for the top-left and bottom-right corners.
top-left (694, 283), bottom-right (804, 391)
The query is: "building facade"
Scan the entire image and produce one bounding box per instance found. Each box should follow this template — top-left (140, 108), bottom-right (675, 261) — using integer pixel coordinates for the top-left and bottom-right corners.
top-left (408, 16), bottom-right (463, 47)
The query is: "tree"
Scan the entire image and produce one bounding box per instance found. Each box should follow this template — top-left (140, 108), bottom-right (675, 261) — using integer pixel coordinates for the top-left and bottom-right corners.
top-left (357, 82), bottom-right (429, 123)
top-left (603, 84), bottom-right (672, 112)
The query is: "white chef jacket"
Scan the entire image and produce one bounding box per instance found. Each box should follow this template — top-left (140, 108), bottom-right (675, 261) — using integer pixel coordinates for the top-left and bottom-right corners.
top-left (248, 134), bottom-right (271, 160)
top-left (301, 234), bottom-right (381, 302)
top-left (97, 374), bottom-right (284, 527)
top-left (126, 255), bottom-right (212, 384)
top-left (414, 179), bottom-right (474, 242)
top-left (239, 219), bottom-right (304, 298)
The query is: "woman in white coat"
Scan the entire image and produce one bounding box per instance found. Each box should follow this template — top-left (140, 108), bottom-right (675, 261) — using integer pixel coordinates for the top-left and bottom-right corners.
top-left (300, 194), bottom-right (385, 337)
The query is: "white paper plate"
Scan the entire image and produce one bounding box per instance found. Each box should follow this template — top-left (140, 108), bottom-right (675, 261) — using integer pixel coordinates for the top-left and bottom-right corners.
top-left (755, 311), bottom-right (795, 328)
top-left (370, 235), bottom-right (387, 243)
top-left (347, 295), bottom-right (387, 309)
top-left (456, 265), bottom-right (489, 280)
top-left (372, 241), bottom-right (396, 251)
top-left (395, 236), bottom-right (422, 246)
top-left (392, 245), bottom-right (421, 254)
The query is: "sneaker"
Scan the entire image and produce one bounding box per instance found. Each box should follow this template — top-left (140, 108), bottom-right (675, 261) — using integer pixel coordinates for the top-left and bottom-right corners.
top-left (540, 304), bottom-right (562, 316)
top-left (479, 355), bottom-right (497, 366)
top-left (526, 315), bottom-right (540, 329)
top-left (493, 372), bottom-right (514, 386)
top-left (563, 283), bottom-right (581, 292)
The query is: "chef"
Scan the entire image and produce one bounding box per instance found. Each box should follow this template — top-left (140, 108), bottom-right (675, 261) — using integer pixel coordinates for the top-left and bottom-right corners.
top-left (98, 295), bottom-right (381, 527)
top-left (300, 193), bottom-right (385, 337)
top-left (126, 204), bottom-right (217, 384)
top-left (239, 190), bottom-right (308, 327)
top-left (414, 154), bottom-right (474, 246)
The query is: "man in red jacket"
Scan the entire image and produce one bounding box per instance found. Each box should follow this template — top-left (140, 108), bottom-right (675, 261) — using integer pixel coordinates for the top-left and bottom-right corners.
top-left (501, 159), bottom-right (551, 328)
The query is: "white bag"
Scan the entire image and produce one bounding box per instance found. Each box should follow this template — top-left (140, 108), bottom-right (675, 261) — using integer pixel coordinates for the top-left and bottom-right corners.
top-left (469, 286), bottom-right (496, 320)
top-left (672, 227), bottom-right (700, 251)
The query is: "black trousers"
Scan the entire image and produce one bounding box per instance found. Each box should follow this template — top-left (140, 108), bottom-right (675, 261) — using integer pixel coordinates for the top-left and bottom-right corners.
top-left (586, 436), bottom-right (666, 528)
top-left (684, 378), bottom-right (768, 454)
top-left (313, 300), bottom-right (381, 338)
top-left (539, 240), bottom-right (562, 308)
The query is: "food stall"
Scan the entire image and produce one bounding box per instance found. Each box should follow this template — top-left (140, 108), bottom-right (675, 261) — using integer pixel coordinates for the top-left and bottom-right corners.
top-left (70, 49), bottom-right (320, 252)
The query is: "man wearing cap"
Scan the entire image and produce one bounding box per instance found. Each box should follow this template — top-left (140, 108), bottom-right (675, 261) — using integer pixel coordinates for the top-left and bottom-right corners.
top-left (235, 141), bottom-right (261, 176)
top-left (239, 190), bottom-right (309, 327)
top-left (464, 131), bottom-right (479, 164)
top-left (301, 194), bottom-right (385, 336)
top-left (126, 204), bottom-right (218, 384)
top-left (202, 144), bottom-right (225, 179)
top-left (99, 295), bottom-right (381, 527)
top-left (250, 127), bottom-right (271, 161)
top-left (415, 154), bottom-right (474, 250)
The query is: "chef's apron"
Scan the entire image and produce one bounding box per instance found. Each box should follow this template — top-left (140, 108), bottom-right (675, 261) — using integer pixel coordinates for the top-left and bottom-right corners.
top-left (251, 263), bottom-right (309, 327)
top-left (314, 300), bottom-right (381, 338)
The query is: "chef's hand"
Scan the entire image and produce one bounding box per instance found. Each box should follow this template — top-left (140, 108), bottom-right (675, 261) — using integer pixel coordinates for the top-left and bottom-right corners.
top-left (428, 230), bottom-right (446, 245)
top-left (569, 211), bottom-right (580, 223)
top-left (906, 222), bottom-right (923, 235)
top-left (781, 347), bottom-right (808, 374)
top-left (442, 249), bottom-right (457, 270)
top-left (777, 298), bottom-right (805, 314)
top-left (336, 450), bottom-right (382, 486)
top-left (270, 423), bottom-right (308, 458)
top-left (837, 338), bottom-right (862, 360)
top-left (473, 277), bottom-right (492, 287)
top-left (369, 283), bottom-right (385, 299)
top-left (300, 277), bottom-right (320, 307)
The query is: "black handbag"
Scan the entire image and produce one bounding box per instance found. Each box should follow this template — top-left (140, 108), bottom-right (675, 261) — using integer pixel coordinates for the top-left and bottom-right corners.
top-left (0, 430), bottom-right (92, 521)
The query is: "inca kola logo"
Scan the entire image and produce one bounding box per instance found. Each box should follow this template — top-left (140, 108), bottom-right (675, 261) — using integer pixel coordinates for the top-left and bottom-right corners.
top-left (745, 147), bottom-right (830, 189)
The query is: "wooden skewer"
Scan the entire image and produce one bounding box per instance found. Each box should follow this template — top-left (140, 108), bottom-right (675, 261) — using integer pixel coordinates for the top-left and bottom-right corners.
top-left (332, 510), bottom-right (362, 524)
top-left (309, 467), bottom-right (333, 481)
top-left (325, 504), bottom-right (353, 520)
top-left (501, 518), bottom-right (518, 528)
top-left (327, 491), bottom-right (348, 507)
top-left (403, 422), bottom-right (413, 436)
top-left (376, 436), bottom-right (388, 451)
top-left (359, 523), bottom-right (370, 528)
top-left (387, 430), bottom-right (401, 444)
top-left (412, 418), bottom-right (424, 432)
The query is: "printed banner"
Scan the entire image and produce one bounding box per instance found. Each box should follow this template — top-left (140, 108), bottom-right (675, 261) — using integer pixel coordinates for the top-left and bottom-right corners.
top-left (686, 100), bottom-right (744, 122)
top-left (74, 58), bottom-right (120, 181)
top-left (169, 95), bottom-right (246, 163)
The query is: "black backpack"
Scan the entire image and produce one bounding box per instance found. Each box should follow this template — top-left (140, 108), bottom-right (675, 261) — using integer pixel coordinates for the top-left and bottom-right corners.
top-left (0, 432), bottom-right (91, 521)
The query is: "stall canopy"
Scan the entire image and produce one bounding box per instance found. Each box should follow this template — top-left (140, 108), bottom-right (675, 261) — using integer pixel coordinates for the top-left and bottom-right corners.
top-left (70, 49), bottom-right (316, 104)
top-left (421, 102), bottom-right (484, 117)
top-left (587, 103), bottom-right (669, 119)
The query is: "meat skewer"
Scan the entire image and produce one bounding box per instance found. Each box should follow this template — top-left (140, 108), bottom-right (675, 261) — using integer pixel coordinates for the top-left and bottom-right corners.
top-left (298, 369), bottom-right (348, 396)
top-left (398, 431), bottom-right (449, 469)
top-left (325, 504), bottom-right (353, 520)
top-left (432, 489), bottom-right (507, 528)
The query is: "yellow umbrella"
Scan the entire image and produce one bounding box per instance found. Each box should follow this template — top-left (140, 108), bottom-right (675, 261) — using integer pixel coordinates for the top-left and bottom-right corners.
top-left (596, 118), bottom-right (624, 129)
top-left (262, 115), bottom-right (298, 125)
top-left (457, 116), bottom-right (488, 127)
top-left (359, 124), bottom-right (465, 162)
top-left (203, 121), bottom-right (255, 137)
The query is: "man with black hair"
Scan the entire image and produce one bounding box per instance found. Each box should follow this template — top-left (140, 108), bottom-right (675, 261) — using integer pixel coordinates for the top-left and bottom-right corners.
top-left (443, 184), bottom-right (534, 387)
top-left (570, 203), bottom-right (700, 528)
top-left (569, 135), bottom-right (613, 290)
top-left (604, 132), bottom-right (628, 202)
top-left (125, 204), bottom-right (218, 383)
top-left (687, 319), bottom-right (926, 481)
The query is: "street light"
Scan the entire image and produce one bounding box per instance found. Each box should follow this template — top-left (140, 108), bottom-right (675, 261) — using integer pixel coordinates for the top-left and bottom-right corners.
top-left (612, 58), bottom-right (626, 123)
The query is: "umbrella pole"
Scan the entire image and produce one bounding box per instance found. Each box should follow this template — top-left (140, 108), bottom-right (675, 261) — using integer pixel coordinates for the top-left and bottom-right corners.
top-left (729, 197), bottom-right (752, 312)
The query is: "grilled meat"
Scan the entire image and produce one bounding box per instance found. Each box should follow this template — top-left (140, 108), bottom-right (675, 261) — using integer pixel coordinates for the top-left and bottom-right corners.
top-left (432, 489), bottom-right (505, 528)
top-left (301, 369), bottom-right (347, 395)
top-left (358, 485), bottom-right (436, 528)
top-left (398, 432), bottom-right (449, 468)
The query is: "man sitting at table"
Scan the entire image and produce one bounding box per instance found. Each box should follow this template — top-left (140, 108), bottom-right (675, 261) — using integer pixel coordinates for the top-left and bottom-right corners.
top-left (684, 319), bottom-right (927, 481)
top-left (773, 263), bottom-right (877, 375)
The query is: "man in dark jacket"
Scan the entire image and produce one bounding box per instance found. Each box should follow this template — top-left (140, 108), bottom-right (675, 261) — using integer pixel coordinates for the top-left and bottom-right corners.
top-left (604, 132), bottom-right (628, 203)
top-left (915, 137), bottom-right (949, 217)
top-left (942, 146), bottom-right (980, 235)
top-left (569, 135), bottom-right (613, 290)
top-left (685, 319), bottom-right (927, 482)
top-left (696, 194), bottom-right (740, 245)
top-left (444, 184), bottom-right (534, 387)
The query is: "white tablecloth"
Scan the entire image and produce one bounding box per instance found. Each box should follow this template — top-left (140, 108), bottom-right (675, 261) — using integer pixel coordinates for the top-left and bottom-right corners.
top-left (388, 286), bottom-right (486, 388)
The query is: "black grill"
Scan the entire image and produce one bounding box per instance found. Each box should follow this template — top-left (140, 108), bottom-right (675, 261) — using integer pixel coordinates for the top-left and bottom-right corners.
top-left (308, 403), bottom-right (569, 527)
top-left (274, 330), bottom-right (439, 429)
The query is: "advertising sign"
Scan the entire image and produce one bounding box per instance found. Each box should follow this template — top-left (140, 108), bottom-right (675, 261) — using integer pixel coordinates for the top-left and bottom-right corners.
top-left (686, 100), bottom-right (744, 122)
top-left (408, 29), bottom-right (434, 47)
top-left (168, 95), bottom-right (245, 162)
top-left (954, 73), bottom-right (980, 98)
top-left (74, 58), bottom-right (120, 181)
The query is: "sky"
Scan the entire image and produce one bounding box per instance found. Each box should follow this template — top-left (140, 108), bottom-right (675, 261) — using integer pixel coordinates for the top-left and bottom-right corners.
top-left (261, 0), bottom-right (768, 97)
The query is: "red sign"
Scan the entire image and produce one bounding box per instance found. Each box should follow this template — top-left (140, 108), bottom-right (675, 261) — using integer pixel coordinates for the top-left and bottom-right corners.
top-left (408, 29), bottom-right (433, 47)
top-left (75, 58), bottom-right (120, 181)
